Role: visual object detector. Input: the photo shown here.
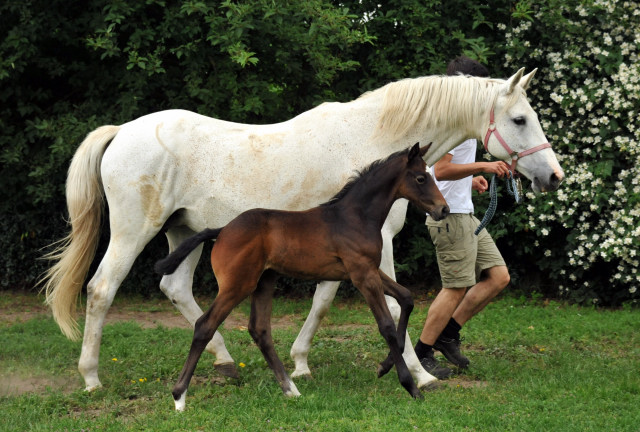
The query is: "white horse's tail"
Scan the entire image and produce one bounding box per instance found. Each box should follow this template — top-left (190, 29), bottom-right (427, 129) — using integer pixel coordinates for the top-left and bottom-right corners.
top-left (40, 125), bottom-right (121, 341)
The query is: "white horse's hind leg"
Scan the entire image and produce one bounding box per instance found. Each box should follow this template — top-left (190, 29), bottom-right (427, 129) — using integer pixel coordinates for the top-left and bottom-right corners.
top-left (161, 227), bottom-right (236, 377)
top-left (78, 235), bottom-right (151, 391)
top-left (290, 280), bottom-right (341, 378)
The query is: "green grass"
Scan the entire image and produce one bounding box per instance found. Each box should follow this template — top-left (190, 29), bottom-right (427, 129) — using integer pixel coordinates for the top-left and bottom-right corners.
top-left (1, 294), bottom-right (639, 431)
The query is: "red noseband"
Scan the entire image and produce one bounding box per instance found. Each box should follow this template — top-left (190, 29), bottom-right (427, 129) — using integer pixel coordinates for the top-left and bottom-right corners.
top-left (483, 107), bottom-right (552, 172)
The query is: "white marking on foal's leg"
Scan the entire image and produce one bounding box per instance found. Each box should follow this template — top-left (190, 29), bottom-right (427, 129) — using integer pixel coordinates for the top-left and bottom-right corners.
top-left (174, 390), bottom-right (187, 411)
top-left (403, 332), bottom-right (438, 389)
top-left (284, 378), bottom-right (301, 397)
top-left (382, 294), bottom-right (438, 389)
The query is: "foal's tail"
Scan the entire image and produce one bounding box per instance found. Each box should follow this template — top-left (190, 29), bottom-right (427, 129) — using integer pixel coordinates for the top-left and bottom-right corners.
top-left (39, 125), bottom-right (121, 341)
top-left (155, 228), bottom-right (223, 275)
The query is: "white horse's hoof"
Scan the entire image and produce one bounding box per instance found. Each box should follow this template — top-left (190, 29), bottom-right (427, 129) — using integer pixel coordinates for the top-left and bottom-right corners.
top-left (418, 378), bottom-right (441, 391)
top-left (174, 391), bottom-right (187, 411)
top-left (214, 362), bottom-right (239, 379)
top-left (84, 382), bottom-right (102, 392)
top-left (290, 368), bottom-right (312, 379)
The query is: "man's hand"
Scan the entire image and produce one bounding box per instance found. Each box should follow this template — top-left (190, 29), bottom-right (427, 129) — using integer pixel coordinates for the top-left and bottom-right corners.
top-left (472, 176), bottom-right (489, 194)
top-left (483, 161), bottom-right (511, 178)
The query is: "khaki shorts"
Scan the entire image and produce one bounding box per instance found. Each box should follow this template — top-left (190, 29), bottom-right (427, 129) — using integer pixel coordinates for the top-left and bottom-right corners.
top-left (426, 213), bottom-right (505, 288)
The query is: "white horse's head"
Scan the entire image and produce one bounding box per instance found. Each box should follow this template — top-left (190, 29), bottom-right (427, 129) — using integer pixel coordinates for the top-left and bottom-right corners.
top-left (486, 68), bottom-right (564, 193)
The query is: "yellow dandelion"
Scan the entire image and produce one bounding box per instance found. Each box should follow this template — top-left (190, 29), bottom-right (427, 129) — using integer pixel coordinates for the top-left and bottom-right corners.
top-left (112, 358), bottom-right (118, 361)
top-left (239, 362), bottom-right (246, 368)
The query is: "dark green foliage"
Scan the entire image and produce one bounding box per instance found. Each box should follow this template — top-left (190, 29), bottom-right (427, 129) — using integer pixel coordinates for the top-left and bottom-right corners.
top-left (2, 1), bottom-right (635, 305)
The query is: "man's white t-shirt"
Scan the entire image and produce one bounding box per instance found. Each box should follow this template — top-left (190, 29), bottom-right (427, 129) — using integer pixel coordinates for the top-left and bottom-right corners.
top-left (430, 139), bottom-right (477, 214)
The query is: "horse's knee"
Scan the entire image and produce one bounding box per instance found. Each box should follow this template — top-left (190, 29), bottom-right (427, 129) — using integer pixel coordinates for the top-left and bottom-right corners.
top-left (248, 326), bottom-right (263, 343)
top-left (193, 316), bottom-right (217, 345)
top-left (312, 281), bottom-right (340, 314)
top-left (377, 318), bottom-right (397, 341)
top-left (85, 278), bottom-right (113, 312)
top-left (159, 274), bottom-right (191, 305)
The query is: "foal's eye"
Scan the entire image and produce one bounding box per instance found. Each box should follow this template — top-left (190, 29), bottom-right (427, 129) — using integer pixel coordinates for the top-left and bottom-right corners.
top-left (416, 175), bottom-right (426, 184)
top-left (513, 116), bottom-right (526, 126)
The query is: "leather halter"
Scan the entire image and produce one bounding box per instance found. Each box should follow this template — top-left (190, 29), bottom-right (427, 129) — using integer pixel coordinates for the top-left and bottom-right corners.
top-left (483, 107), bottom-right (552, 172)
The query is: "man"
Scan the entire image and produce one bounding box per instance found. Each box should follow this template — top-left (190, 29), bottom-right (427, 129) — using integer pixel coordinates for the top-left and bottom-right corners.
top-left (415, 56), bottom-right (511, 379)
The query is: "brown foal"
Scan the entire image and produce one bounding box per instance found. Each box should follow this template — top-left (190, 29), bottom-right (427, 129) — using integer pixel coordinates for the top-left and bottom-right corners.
top-left (155, 142), bottom-right (449, 410)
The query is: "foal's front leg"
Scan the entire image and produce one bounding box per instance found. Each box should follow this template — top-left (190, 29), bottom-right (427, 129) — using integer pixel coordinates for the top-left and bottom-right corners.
top-left (376, 272), bottom-right (439, 389)
top-left (355, 271), bottom-right (422, 399)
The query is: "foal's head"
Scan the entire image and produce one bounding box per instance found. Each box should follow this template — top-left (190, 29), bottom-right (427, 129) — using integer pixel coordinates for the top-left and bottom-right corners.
top-left (399, 143), bottom-right (449, 221)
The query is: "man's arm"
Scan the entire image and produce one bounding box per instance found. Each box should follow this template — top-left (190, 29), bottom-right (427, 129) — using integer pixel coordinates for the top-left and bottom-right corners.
top-left (433, 154), bottom-right (511, 181)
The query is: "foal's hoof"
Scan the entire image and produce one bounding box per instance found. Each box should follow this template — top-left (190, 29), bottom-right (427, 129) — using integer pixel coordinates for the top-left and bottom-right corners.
top-left (376, 359), bottom-right (394, 378)
top-left (214, 362), bottom-right (239, 379)
top-left (412, 389), bottom-right (424, 400)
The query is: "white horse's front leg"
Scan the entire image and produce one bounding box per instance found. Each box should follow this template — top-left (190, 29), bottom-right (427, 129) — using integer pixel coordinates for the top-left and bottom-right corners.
top-left (290, 280), bottom-right (341, 378)
top-left (162, 228), bottom-right (237, 377)
top-left (379, 201), bottom-right (438, 389)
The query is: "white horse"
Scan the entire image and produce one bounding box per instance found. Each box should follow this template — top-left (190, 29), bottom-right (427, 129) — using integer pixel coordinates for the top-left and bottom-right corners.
top-left (41, 68), bottom-right (563, 392)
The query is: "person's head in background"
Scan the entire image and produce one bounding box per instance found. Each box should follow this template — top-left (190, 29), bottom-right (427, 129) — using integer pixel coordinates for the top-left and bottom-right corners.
top-left (446, 55), bottom-right (489, 77)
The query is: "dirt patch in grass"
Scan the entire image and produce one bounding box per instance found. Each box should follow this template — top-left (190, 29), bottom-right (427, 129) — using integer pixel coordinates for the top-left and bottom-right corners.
top-left (0, 292), bottom-right (300, 331)
top-left (0, 372), bottom-right (80, 397)
top-left (445, 377), bottom-right (489, 389)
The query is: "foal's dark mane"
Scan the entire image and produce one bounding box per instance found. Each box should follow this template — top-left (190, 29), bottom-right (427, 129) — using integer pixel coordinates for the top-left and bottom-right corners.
top-left (320, 147), bottom-right (410, 207)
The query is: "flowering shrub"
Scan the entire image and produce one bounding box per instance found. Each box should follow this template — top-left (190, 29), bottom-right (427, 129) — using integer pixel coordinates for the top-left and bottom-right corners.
top-left (497, 0), bottom-right (639, 305)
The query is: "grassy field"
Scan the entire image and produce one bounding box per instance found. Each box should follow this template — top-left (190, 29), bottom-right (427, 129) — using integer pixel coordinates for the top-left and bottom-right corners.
top-left (1, 292), bottom-right (639, 431)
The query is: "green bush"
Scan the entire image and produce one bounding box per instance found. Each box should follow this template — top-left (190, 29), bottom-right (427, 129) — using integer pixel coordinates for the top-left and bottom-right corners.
top-left (494, 0), bottom-right (640, 305)
top-left (2, 0), bottom-right (636, 306)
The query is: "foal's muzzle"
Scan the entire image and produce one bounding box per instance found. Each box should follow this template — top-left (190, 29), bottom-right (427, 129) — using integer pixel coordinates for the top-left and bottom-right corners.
top-left (429, 205), bottom-right (450, 221)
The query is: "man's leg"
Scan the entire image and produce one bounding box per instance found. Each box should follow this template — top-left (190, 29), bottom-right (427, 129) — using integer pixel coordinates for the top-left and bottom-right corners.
top-left (452, 265), bottom-right (510, 326)
top-left (434, 265), bottom-right (510, 368)
top-left (414, 287), bottom-right (467, 378)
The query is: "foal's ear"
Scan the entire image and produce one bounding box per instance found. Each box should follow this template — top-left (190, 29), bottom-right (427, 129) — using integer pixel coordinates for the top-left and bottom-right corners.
top-left (419, 142), bottom-right (432, 157)
top-left (408, 142), bottom-right (421, 160)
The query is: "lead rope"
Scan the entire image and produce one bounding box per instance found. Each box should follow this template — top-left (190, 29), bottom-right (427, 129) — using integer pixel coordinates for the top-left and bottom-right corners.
top-left (474, 171), bottom-right (522, 235)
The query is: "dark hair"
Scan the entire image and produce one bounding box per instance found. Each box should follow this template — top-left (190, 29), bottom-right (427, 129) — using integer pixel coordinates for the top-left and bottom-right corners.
top-left (446, 56), bottom-right (489, 77)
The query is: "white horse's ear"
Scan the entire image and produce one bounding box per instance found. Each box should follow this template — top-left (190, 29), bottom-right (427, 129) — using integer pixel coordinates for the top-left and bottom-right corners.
top-left (519, 68), bottom-right (538, 90)
top-left (506, 68), bottom-right (526, 95)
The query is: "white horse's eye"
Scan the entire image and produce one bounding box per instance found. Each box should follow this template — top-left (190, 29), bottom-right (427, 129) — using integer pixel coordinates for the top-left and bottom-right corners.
top-left (513, 116), bottom-right (526, 126)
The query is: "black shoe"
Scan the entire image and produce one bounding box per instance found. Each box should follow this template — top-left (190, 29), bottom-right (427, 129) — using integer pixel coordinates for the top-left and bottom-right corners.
top-left (433, 336), bottom-right (470, 369)
top-left (419, 351), bottom-right (453, 379)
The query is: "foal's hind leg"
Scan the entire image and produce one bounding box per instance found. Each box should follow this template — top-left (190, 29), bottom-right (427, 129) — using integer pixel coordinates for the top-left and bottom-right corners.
top-left (250, 271), bottom-right (300, 397)
top-left (161, 227), bottom-right (237, 378)
top-left (172, 287), bottom-right (247, 411)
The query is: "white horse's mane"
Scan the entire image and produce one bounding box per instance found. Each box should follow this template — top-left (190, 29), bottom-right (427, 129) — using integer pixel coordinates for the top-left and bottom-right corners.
top-left (361, 75), bottom-right (523, 139)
